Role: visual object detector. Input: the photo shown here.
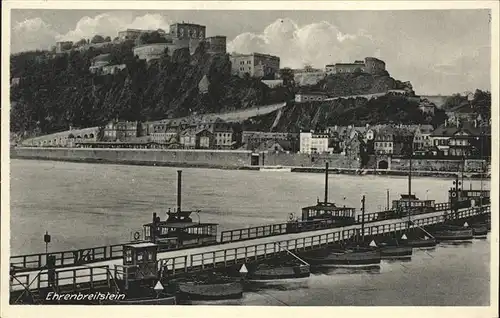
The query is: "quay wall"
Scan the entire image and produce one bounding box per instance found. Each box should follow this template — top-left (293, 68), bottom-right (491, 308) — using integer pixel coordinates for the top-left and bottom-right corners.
top-left (11, 147), bottom-right (252, 168)
top-left (261, 152), bottom-right (359, 168)
top-left (390, 158), bottom-right (487, 173)
top-left (11, 147), bottom-right (488, 175)
top-left (11, 147), bottom-right (360, 169)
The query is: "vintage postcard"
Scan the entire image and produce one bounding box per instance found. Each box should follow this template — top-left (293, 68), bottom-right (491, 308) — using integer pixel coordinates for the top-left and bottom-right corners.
top-left (1, 1), bottom-right (498, 318)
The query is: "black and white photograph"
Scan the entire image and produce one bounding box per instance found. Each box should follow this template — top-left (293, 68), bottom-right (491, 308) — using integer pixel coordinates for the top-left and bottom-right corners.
top-left (2, 1), bottom-right (498, 316)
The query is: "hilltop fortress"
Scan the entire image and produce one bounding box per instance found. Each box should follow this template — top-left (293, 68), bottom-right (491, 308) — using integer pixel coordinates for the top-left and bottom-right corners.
top-left (56, 22), bottom-right (227, 60)
top-left (325, 57), bottom-right (386, 75)
top-left (54, 20), bottom-right (387, 82)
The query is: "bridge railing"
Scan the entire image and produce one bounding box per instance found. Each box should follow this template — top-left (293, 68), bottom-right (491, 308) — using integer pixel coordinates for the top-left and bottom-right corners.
top-left (10, 244), bottom-right (124, 273)
top-left (10, 264), bottom-right (112, 294)
top-left (219, 219), bottom-right (356, 243)
top-left (220, 223), bottom-right (288, 243)
top-left (356, 202), bottom-right (452, 224)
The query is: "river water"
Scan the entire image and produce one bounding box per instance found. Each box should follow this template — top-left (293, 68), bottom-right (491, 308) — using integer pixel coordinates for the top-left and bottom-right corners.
top-left (9, 159), bottom-right (491, 306)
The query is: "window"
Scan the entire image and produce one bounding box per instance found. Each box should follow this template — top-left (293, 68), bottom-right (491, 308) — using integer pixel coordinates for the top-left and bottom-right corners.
top-left (125, 250), bottom-right (132, 263)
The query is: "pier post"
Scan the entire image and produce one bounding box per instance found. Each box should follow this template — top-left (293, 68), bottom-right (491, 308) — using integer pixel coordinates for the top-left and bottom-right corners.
top-left (324, 162), bottom-right (329, 202)
top-left (361, 195), bottom-right (366, 241)
top-left (386, 189), bottom-right (390, 210)
top-left (177, 170), bottom-right (182, 212)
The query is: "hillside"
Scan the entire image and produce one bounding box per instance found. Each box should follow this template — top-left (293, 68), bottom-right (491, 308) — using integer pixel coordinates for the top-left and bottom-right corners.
top-left (315, 71), bottom-right (415, 97)
top-left (243, 95), bottom-right (447, 132)
top-left (10, 40), bottom-right (437, 137)
top-left (10, 42), bottom-right (291, 135)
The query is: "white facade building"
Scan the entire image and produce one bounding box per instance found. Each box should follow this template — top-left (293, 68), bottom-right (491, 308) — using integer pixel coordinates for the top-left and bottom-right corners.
top-left (300, 131), bottom-right (329, 154)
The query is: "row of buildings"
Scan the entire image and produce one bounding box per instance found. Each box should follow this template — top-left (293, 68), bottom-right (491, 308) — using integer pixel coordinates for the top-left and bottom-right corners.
top-left (21, 114), bottom-right (491, 160)
top-left (298, 119), bottom-right (490, 159)
top-left (100, 118), bottom-right (236, 150)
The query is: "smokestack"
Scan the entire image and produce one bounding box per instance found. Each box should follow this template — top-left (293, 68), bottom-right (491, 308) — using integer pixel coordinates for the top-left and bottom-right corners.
top-left (177, 170), bottom-right (182, 213)
top-left (324, 162), bottom-right (329, 203)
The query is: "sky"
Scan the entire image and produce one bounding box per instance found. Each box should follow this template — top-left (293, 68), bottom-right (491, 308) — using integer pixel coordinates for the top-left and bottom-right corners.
top-left (10, 9), bottom-right (492, 95)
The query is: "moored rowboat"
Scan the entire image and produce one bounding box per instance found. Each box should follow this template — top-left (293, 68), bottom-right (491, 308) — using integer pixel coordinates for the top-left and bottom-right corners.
top-left (471, 225), bottom-right (488, 237)
top-left (177, 281), bottom-right (243, 300)
top-left (405, 238), bottom-right (437, 248)
top-left (302, 248), bottom-right (381, 267)
top-left (247, 264), bottom-right (310, 281)
top-left (433, 227), bottom-right (473, 241)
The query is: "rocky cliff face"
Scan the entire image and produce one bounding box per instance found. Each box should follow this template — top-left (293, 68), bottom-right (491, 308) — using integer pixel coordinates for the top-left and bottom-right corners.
top-left (244, 94), bottom-right (444, 133)
top-left (316, 72), bottom-right (415, 97)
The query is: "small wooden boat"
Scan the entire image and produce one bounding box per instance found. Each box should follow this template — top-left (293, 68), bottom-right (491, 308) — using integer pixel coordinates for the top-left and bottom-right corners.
top-left (471, 224), bottom-right (488, 237)
top-left (348, 240), bottom-right (413, 259)
top-left (302, 248), bottom-right (381, 267)
top-left (404, 236), bottom-right (437, 248)
top-left (474, 221), bottom-right (491, 231)
top-left (247, 263), bottom-right (310, 281)
top-left (433, 226), bottom-right (473, 241)
top-left (177, 281), bottom-right (243, 301)
top-left (378, 244), bottom-right (413, 258)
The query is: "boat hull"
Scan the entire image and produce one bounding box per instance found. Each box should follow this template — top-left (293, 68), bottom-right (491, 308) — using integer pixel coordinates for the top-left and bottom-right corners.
top-left (433, 229), bottom-right (473, 241)
top-left (247, 265), bottom-right (310, 281)
top-left (472, 226), bottom-right (488, 237)
top-left (404, 238), bottom-right (437, 248)
top-left (302, 249), bottom-right (381, 267)
top-left (379, 246), bottom-right (413, 258)
top-left (177, 282), bottom-right (243, 301)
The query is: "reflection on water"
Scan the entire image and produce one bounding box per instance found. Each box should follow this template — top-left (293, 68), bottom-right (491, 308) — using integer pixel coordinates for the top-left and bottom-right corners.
top-left (9, 160), bottom-right (491, 306)
top-left (312, 265), bottom-right (381, 275)
top-left (439, 241), bottom-right (474, 247)
top-left (382, 257), bottom-right (412, 263)
top-left (245, 279), bottom-right (309, 292)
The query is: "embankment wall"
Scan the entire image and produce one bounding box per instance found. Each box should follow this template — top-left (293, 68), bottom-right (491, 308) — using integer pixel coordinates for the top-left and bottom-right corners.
top-left (262, 152), bottom-right (359, 168)
top-left (390, 158), bottom-right (486, 173)
top-left (11, 147), bottom-right (487, 174)
top-left (11, 147), bottom-right (252, 168)
top-left (11, 147), bottom-right (361, 169)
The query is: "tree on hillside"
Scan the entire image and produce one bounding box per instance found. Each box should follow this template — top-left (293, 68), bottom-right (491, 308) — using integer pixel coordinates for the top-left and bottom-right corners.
top-left (91, 35), bottom-right (105, 44)
top-left (136, 31), bottom-right (169, 45)
top-left (472, 89), bottom-right (491, 121)
top-left (442, 93), bottom-right (467, 110)
top-left (430, 108), bottom-right (448, 128)
top-left (75, 39), bottom-right (87, 47)
top-left (104, 36), bottom-right (112, 42)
